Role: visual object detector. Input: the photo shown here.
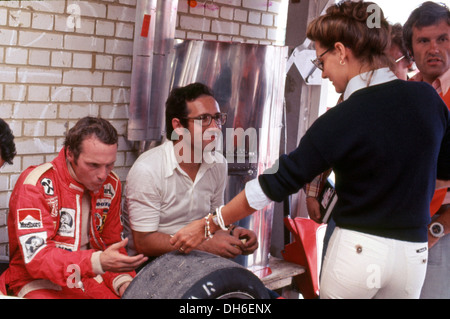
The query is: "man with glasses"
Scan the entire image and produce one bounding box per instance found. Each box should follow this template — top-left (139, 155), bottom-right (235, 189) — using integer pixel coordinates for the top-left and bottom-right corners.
top-left (123, 83), bottom-right (258, 264)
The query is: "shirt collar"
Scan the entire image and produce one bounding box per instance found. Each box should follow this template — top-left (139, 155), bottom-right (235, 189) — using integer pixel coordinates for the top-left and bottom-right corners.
top-left (409, 67), bottom-right (450, 96)
top-left (438, 67), bottom-right (450, 96)
top-left (163, 140), bottom-right (219, 178)
top-left (343, 67), bottom-right (398, 101)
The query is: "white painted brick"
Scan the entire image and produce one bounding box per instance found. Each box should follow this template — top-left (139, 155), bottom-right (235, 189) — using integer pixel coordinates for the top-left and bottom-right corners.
top-left (0, 8), bottom-right (6, 25)
top-left (46, 120), bottom-right (67, 136)
top-left (0, 159), bottom-right (19, 173)
top-left (72, 87), bottom-right (92, 102)
top-left (261, 12), bottom-right (273, 26)
top-left (214, 0), bottom-right (242, 6)
top-left (28, 85), bottom-right (50, 102)
top-left (4, 84), bottom-right (26, 101)
top-left (248, 11), bottom-right (261, 24)
top-left (0, 47), bottom-right (3, 63)
top-left (9, 10), bottom-right (31, 27)
top-left (0, 84), bottom-right (3, 100)
top-left (267, 0), bottom-right (281, 14)
top-left (0, 104), bottom-right (14, 118)
top-left (180, 16), bottom-right (211, 32)
top-left (211, 20), bottom-right (239, 35)
top-left (95, 54), bottom-right (113, 70)
top-left (94, 87), bottom-right (112, 102)
top-left (115, 151), bottom-right (126, 166)
top-left (32, 12), bottom-right (54, 30)
top-left (175, 29), bottom-right (186, 39)
top-left (21, 1), bottom-right (65, 14)
top-left (186, 32), bottom-right (202, 40)
top-left (75, 17), bottom-right (95, 35)
top-left (242, 0), bottom-right (268, 11)
top-left (64, 35), bottom-right (104, 52)
top-left (18, 67), bottom-right (62, 84)
top-left (73, 52), bottom-right (93, 69)
top-left (105, 38), bottom-right (133, 55)
top-left (23, 120), bottom-right (45, 136)
top-left (0, 176), bottom-right (8, 192)
top-left (234, 9), bottom-right (247, 22)
top-left (6, 120), bottom-right (20, 137)
top-left (15, 137), bottom-right (56, 155)
top-left (177, 0), bottom-right (189, 13)
top-left (29, 49), bottom-right (51, 66)
top-left (22, 155), bottom-right (46, 169)
top-left (96, 20), bottom-right (115, 37)
top-left (115, 22), bottom-right (134, 39)
top-left (100, 104), bottom-right (128, 119)
top-left (240, 24), bottom-right (266, 38)
top-left (63, 70), bottom-right (102, 86)
top-left (118, 0), bottom-right (136, 6)
top-left (59, 104), bottom-right (99, 119)
top-left (5, 47), bottom-right (28, 65)
top-left (51, 86), bottom-right (72, 102)
top-left (267, 27), bottom-right (281, 42)
top-left (114, 56), bottom-right (132, 71)
top-left (103, 71), bottom-right (131, 87)
top-left (69, 1), bottom-right (107, 18)
top-left (0, 29), bottom-right (17, 46)
top-left (220, 7), bottom-right (234, 20)
top-left (203, 33), bottom-right (218, 41)
top-left (13, 103), bottom-right (57, 119)
top-left (55, 14), bottom-right (74, 32)
top-left (205, 5), bottom-right (219, 19)
top-left (19, 30), bottom-right (63, 49)
top-left (112, 88), bottom-right (130, 104)
top-left (107, 5), bottom-right (135, 22)
top-left (52, 51), bottom-right (72, 68)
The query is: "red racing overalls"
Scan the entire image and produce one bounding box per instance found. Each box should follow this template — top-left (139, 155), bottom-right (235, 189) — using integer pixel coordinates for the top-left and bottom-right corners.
top-left (3, 148), bottom-right (134, 298)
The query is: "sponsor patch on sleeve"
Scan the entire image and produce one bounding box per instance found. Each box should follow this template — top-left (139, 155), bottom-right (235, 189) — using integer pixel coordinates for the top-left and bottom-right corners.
top-left (19, 231), bottom-right (47, 264)
top-left (57, 208), bottom-right (76, 237)
top-left (17, 209), bottom-right (43, 230)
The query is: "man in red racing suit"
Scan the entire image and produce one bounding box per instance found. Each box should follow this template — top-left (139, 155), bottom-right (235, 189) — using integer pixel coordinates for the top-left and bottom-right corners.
top-left (1, 117), bottom-right (147, 298)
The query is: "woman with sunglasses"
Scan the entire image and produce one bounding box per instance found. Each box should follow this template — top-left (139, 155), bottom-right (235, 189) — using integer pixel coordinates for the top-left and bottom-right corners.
top-left (171, 1), bottom-right (450, 298)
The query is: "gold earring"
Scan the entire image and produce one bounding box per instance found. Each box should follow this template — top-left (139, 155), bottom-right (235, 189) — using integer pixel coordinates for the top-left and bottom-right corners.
top-left (340, 59), bottom-right (346, 66)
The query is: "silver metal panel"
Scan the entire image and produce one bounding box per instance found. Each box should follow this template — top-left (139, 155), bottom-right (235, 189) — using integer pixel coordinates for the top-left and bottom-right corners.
top-left (128, 0), bottom-right (178, 141)
top-left (169, 39), bottom-right (288, 275)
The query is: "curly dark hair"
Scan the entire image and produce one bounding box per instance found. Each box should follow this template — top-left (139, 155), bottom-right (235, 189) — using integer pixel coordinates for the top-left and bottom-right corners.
top-left (64, 117), bottom-right (118, 163)
top-left (0, 119), bottom-right (16, 165)
top-left (165, 82), bottom-right (215, 140)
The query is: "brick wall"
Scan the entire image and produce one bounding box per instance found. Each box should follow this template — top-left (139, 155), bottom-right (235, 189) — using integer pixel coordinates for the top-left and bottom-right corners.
top-left (0, 0), bottom-right (287, 259)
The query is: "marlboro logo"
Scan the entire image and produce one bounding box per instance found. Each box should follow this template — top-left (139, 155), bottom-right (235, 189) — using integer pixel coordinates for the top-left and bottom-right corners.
top-left (18, 208), bottom-right (43, 230)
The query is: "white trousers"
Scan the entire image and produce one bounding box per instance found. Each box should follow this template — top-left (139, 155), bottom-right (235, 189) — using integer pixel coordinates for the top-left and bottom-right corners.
top-left (320, 227), bottom-right (428, 299)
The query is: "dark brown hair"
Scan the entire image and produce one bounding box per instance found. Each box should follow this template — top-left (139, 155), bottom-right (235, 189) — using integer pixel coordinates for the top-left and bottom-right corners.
top-left (64, 116), bottom-right (118, 162)
top-left (403, 1), bottom-right (450, 56)
top-left (307, 0), bottom-right (392, 70)
top-left (165, 82), bottom-right (214, 140)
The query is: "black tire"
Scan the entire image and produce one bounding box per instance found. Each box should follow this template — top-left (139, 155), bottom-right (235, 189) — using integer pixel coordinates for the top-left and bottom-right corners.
top-left (122, 250), bottom-right (270, 299)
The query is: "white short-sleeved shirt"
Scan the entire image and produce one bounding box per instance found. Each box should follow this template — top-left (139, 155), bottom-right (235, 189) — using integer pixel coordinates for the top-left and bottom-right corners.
top-left (123, 140), bottom-right (227, 253)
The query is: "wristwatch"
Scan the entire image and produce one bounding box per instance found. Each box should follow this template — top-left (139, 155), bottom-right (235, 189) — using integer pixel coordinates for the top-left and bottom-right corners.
top-left (429, 222), bottom-right (445, 238)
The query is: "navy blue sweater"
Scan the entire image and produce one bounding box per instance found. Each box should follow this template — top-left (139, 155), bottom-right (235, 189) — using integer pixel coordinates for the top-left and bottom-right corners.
top-left (259, 80), bottom-right (450, 242)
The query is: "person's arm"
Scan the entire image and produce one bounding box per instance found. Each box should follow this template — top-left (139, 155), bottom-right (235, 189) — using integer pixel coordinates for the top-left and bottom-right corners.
top-left (170, 190), bottom-right (255, 254)
top-left (133, 230), bottom-right (175, 257)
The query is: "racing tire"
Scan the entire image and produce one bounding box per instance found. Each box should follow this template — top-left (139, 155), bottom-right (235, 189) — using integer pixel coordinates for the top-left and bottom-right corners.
top-left (122, 250), bottom-right (270, 299)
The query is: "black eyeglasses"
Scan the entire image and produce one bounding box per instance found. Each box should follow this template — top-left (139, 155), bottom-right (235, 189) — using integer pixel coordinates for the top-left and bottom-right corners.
top-left (311, 47), bottom-right (333, 71)
top-left (183, 112), bottom-right (227, 127)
